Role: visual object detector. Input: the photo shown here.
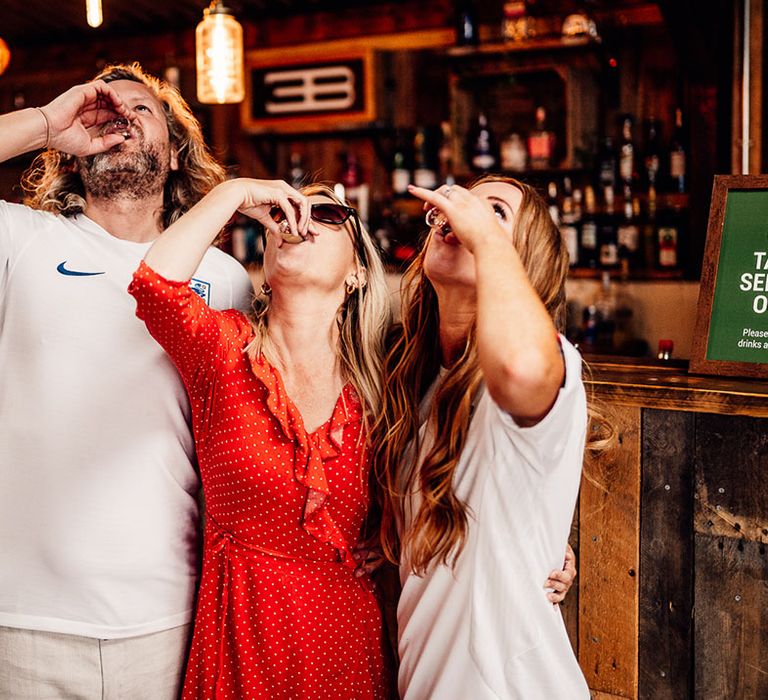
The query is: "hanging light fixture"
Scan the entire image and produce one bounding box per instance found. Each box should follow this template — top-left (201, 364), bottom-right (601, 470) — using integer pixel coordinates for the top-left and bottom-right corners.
top-left (0, 37), bottom-right (10, 77)
top-left (195, 0), bottom-right (245, 104)
top-left (86, 0), bottom-right (103, 28)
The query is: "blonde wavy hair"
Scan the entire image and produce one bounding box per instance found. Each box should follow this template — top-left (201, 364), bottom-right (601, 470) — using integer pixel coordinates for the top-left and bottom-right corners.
top-left (373, 174), bottom-right (612, 574)
top-left (22, 62), bottom-right (226, 229)
top-left (246, 184), bottom-right (392, 436)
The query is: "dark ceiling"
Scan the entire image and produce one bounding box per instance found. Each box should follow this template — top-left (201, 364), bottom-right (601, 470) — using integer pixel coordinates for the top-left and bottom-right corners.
top-left (0, 0), bottom-right (403, 48)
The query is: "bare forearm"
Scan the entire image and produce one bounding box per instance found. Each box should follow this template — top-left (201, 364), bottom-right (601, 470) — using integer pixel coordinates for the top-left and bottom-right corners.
top-left (473, 239), bottom-right (563, 418)
top-left (0, 108), bottom-right (48, 163)
top-left (144, 180), bottom-right (243, 280)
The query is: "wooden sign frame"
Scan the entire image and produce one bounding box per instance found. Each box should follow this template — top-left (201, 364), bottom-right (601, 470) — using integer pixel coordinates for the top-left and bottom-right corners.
top-left (690, 174), bottom-right (768, 378)
top-left (241, 43), bottom-right (377, 133)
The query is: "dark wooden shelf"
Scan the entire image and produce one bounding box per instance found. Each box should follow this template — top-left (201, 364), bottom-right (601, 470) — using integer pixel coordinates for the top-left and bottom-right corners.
top-left (569, 267), bottom-right (686, 281)
top-left (445, 36), bottom-right (598, 59)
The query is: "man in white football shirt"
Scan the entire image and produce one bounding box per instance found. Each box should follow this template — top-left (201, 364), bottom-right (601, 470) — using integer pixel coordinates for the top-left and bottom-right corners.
top-left (0, 64), bottom-right (253, 697)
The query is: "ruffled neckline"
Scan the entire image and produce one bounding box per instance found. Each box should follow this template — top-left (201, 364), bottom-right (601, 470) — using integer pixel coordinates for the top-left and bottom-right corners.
top-left (247, 352), bottom-right (364, 568)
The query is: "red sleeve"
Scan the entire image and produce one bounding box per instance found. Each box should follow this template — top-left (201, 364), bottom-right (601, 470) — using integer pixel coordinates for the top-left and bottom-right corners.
top-left (128, 260), bottom-right (252, 388)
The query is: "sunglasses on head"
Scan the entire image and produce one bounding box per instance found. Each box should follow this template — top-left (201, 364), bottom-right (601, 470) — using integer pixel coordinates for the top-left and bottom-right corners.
top-left (268, 202), bottom-right (368, 265)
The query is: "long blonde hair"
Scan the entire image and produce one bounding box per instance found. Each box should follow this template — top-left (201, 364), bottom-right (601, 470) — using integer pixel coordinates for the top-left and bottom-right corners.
top-left (374, 175), bottom-right (581, 573)
top-left (22, 62), bottom-right (226, 229)
top-left (246, 184), bottom-right (392, 435)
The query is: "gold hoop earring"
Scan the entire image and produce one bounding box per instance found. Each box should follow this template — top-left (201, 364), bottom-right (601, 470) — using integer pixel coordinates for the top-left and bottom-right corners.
top-left (345, 280), bottom-right (357, 295)
top-left (260, 282), bottom-right (272, 296)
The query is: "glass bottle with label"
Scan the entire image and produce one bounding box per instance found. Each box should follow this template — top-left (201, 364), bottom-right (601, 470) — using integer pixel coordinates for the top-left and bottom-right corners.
top-left (593, 270), bottom-right (617, 349)
top-left (669, 107), bottom-right (687, 193)
top-left (598, 185), bottom-right (619, 269)
top-left (288, 152), bottom-right (306, 188)
top-left (617, 196), bottom-right (640, 269)
top-left (580, 185), bottom-right (599, 269)
top-left (560, 180), bottom-right (579, 267)
top-left (500, 132), bottom-right (527, 171)
top-left (528, 105), bottom-right (555, 169)
top-left (503, 1), bottom-right (529, 42)
top-left (597, 136), bottom-right (617, 192)
top-left (642, 185), bottom-right (657, 270)
top-left (391, 130), bottom-right (412, 197)
top-left (413, 126), bottom-right (438, 189)
top-left (642, 117), bottom-right (662, 192)
top-left (467, 112), bottom-right (498, 173)
top-left (618, 115), bottom-right (636, 192)
top-left (657, 208), bottom-right (680, 269)
top-left (546, 180), bottom-right (560, 227)
top-left (438, 121), bottom-right (456, 186)
top-left (340, 152), bottom-right (369, 226)
top-left (455, 0), bottom-right (479, 46)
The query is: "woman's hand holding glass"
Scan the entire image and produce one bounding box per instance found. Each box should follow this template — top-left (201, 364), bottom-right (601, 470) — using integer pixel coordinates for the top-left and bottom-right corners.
top-left (410, 183), bottom-right (509, 254)
top-left (233, 178), bottom-right (310, 245)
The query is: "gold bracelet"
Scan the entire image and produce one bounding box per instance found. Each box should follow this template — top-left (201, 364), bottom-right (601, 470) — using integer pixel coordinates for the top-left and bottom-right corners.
top-left (36, 107), bottom-right (50, 149)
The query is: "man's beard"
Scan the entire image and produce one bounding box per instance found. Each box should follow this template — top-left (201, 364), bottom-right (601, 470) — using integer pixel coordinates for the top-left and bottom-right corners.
top-left (78, 141), bottom-right (170, 201)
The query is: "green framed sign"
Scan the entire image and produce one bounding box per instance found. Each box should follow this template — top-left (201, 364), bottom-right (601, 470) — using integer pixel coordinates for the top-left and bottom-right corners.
top-left (691, 175), bottom-right (768, 378)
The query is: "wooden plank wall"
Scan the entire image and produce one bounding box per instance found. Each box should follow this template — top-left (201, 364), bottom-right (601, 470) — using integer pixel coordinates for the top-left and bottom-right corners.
top-left (638, 409), bottom-right (694, 699)
top-left (579, 405), bottom-right (642, 698)
top-left (693, 413), bottom-right (768, 698)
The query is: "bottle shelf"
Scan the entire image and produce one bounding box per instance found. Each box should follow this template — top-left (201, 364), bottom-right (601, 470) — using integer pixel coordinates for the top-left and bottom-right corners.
top-left (445, 36), bottom-right (598, 59)
top-left (568, 267), bottom-right (685, 281)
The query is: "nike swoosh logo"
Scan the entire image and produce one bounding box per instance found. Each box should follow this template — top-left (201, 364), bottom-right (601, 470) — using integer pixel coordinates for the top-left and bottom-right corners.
top-left (56, 261), bottom-right (105, 277)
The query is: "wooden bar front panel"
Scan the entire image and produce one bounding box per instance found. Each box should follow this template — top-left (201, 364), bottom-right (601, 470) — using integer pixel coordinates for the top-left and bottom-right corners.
top-left (579, 405), bottom-right (641, 699)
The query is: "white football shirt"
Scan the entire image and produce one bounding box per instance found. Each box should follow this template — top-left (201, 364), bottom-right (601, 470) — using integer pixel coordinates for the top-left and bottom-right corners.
top-left (0, 201), bottom-right (253, 638)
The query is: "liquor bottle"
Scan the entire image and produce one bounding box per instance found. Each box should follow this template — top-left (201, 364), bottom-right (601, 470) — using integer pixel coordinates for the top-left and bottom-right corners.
top-left (613, 259), bottom-right (635, 352)
top-left (657, 206), bottom-right (681, 269)
top-left (454, 0), bottom-right (479, 47)
top-left (503, 1), bottom-right (529, 42)
top-left (580, 185), bottom-right (599, 269)
top-left (546, 180), bottom-right (560, 227)
top-left (593, 270), bottom-right (617, 349)
top-left (618, 115), bottom-right (636, 191)
top-left (340, 152), bottom-right (370, 226)
top-left (617, 196), bottom-right (640, 269)
top-left (438, 121), bottom-right (456, 186)
top-left (391, 130), bottom-right (412, 197)
top-left (657, 339), bottom-right (674, 361)
top-left (598, 185), bottom-right (619, 269)
top-left (500, 131), bottom-right (527, 171)
top-left (527, 106), bottom-right (555, 169)
top-left (413, 126), bottom-right (438, 189)
top-left (641, 185), bottom-right (657, 270)
top-left (597, 137), bottom-right (617, 192)
top-left (642, 118), bottom-right (662, 191)
top-left (288, 152), bottom-right (306, 188)
top-left (560, 186), bottom-right (579, 268)
top-left (467, 113), bottom-right (498, 173)
top-left (669, 107), bottom-right (687, 193)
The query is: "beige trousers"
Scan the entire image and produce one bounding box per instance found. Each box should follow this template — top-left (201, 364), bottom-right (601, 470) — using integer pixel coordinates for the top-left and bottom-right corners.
top-left (0, 624), bottom-right (191, 700)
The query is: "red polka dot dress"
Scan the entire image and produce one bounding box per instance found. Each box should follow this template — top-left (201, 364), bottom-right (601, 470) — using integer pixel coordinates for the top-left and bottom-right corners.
top-left (129, 262), bottom-right (392, 700)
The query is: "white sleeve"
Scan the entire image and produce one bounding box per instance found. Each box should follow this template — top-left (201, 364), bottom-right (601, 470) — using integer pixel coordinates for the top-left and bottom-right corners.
top-left (0, 201), bottom-right (36, 298)
top-left (487, 336), bottom-right (587, 471)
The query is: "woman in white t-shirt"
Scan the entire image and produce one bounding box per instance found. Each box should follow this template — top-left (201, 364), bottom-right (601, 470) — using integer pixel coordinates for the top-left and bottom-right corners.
top-left (374, 175), bottom-right (591, 699)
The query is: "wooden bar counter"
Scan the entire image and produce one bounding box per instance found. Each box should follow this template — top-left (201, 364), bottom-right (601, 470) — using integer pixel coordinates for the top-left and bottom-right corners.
top-left (563, 358), bottom-right (768, 699)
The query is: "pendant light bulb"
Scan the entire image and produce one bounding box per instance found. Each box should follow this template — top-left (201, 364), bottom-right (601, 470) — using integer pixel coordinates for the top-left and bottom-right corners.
top-left (195, 0), bottom-right (245, 104)
top-left (86, 0), bottom-right (103, 28)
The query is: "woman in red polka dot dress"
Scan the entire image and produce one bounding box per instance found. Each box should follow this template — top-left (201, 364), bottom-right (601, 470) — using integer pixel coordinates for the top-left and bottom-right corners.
top-left (128, 178), bottom-right (393, 699)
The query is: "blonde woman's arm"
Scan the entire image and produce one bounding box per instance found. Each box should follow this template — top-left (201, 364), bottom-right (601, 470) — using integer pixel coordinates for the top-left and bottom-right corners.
top-left (407, 184), bottom-right (563, 425)
top-left (143, 178), bottom-right (309, 281)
